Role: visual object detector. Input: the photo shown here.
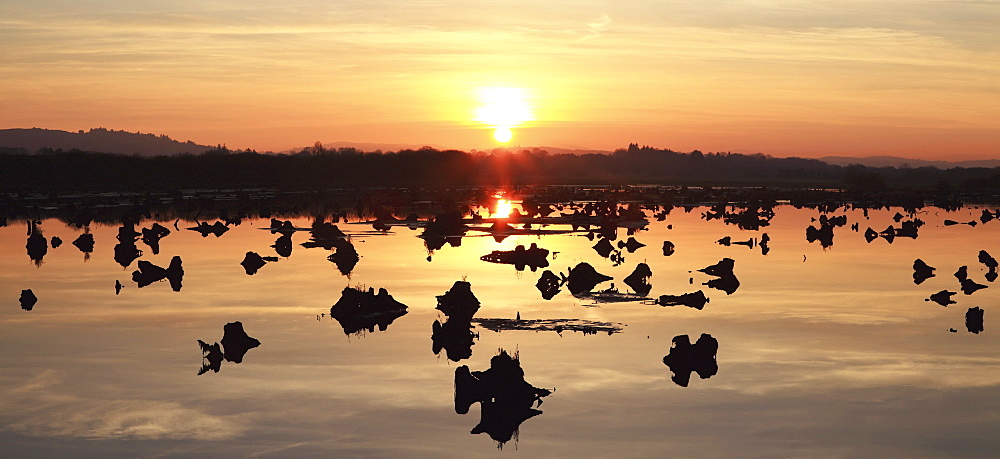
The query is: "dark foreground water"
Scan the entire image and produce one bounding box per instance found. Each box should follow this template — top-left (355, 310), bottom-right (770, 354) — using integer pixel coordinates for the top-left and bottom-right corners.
top-left (2, 202), bottom-right (999, 456)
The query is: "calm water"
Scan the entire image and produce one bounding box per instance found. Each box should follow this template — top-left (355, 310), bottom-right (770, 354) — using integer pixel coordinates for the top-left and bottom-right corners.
top-left (2, 203), bottom-right (999, 456)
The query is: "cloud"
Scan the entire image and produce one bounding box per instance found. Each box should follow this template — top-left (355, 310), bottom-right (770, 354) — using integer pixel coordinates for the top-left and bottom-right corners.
top-left (1, 371), bottom-right (244, 440)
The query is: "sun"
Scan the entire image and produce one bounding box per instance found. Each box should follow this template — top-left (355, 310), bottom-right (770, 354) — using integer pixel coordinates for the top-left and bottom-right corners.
top-left (493, 198), bottom-right (513, 218)
top-left (474, 87), bottom-right (532, 143)
top-left (493, 127), bottom-right (513, 143)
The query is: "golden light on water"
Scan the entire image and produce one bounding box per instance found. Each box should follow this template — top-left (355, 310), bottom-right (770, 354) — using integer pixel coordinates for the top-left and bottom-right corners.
top-left (493, 198), bottom-right (513, 218)
top-left (474, 87), bottom-right (533, 144)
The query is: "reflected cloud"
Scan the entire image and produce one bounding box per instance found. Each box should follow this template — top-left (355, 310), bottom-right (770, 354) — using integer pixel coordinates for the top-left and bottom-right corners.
top-left (2, 371), bottom-right (243, 440)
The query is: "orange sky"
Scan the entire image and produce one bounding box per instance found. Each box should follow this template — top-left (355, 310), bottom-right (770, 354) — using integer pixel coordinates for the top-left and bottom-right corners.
top-left (1, 1), bottom-right (998, 159)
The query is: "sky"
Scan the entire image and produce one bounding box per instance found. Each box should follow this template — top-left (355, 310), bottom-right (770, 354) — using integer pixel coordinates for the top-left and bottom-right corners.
top-left (1, 0), bottom-right (998, 159)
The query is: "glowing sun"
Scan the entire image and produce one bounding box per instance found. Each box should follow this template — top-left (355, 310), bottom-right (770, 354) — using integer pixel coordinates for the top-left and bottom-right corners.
top-left (493, 198), bottom-right (514, 217)
top-left (474, 87), bottom-right (532, 144)
top-left (493, 127), bottom-right (513, 143)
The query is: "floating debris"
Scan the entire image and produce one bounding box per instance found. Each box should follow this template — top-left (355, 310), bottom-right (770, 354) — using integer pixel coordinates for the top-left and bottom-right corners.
top-left (19, 289), bottom-right (37, 311)
top-left (454, 349), bottom-right (552, 447)
top-left (912, 259), bottom-right (935, 285)
top-left (623, 263), bottom-right (653, 296)
top-left (480, 243), bottom-right (549, 271)
top-left (535, 270), bottom-right (562, 300)
top-left (329, 286), bottom-right (408, 335)
top-left (566, 262), bottom-right (613, 295)
top-left (927, 290), bottom-right (957, 307)
top-left (197, 321), bottom-right (261, 375)
top-left (966, 307), bottom-right (984, 334)
top-left (472, 318), bottom-right (623, 335)
top-left (131, 256), bottom-right (184, 291)
top-left (662, 333), bottom-right (719, 387)
top-left (657, 291), bottom-right (709, 310)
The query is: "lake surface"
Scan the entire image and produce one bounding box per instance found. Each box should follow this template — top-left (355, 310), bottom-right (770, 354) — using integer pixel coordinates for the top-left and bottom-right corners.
top-left (2, 200), bottom-right (999, 456)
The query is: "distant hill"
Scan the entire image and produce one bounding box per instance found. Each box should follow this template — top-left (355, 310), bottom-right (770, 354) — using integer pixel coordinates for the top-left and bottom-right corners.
top-left (283, 141), bottom-right (613, 156)
top-left (282, 141), bottom-right (448, 154)
top-left (0, 128), bottom-right (213, 156)
top-left (820, 155), bottom-right (1000, 169)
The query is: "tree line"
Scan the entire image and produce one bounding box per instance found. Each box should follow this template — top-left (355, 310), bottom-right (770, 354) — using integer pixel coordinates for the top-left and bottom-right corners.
top-left (3, 144), bottom-right (1000, 195)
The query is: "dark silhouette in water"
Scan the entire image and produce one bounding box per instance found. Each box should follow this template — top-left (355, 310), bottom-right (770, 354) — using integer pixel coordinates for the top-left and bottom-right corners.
top-left (698, 258), bottom-right (740, 295)
top-left (20, 289), bottom-right (37, 311)
top-left (955, 266), bottom-right (987, 294)
top-left (131, 256), bottom-right (184, 291)
top-left (329, 286), bottom-right (408, 335)
top-left (115, 280), bottom-right (123, 295)
top-left (480, 243), bottom-right (549, 271)
top-left (535, 270), bottom-right (563, 300)
top-left (327, 238), bottom-right (359, 276)
top-left (431, 281), bottom-right (481, 361)
top-left (72, 231), bottom-right (95, 259)
top-left (966, 307), bottom-right (984, 334)
top-left (864, 227), bottom-right (879, 243)
top-left (140, 223), bottom-right (171, 255)
top-left (961, 278), bottom-right (987, 295)
top-left (240, 251), bottom-right (271, 275)
top-left (759, 232), bottom-right (771, 256)
top-left (268, 218), bottom-right (296, 234)
top-left (662, 333), bottom-right (719, 387)
top-left (592, 238), bottom-right (615, 258)
top-left (197, 340), bottom-right (223, 375)
top-left (954, 265), bottom-right (969, 282)
top-left (716, 236), bottom-right (754, 249)
top-left (197, 321), bottom-right (261, 375)
top-left (272, 232), bottom-right (293, 258)
top-left (566, 262), bottom-right (613, 295)
top-left (188, 221), bottom-right (229, 237)
top-left (913, 259), bottom-right (936, 285)
top-left (657, 290), bottom-right (709, 310)
top-left (617, 237), bottom-right (645, 253)
top-left (112, 223), bottom-right (143, 268)
top-left (50, 236), bottom-right (62, 248)
top-left (435, 280), bottom-right (481, 319)
top-left (699, 258), bottom-right (735, 277)
top-left (806, 214), bottom-right (846, 248)
top-left (944, 219), bottom-right (976, 227)
top-left (25, 221), bottom-right (47, 266)
top-left (662, 241), bottom-right (675, 256)
top-left (301, 220), bottom-right (348, 249)
top-left (421, 211), bottom-right (468, 254)
top-left (927, 290), bottom-right (957, 306)
top-left (454, 349), bottom-right (552, 448)
top-left (473, 318), bottom-right (622, 335)
top-left (623, 263), bottom-right (653, 296)
top-left (220, 321), bottom-right (261, 363)
top-left (979, 250), bottom-right (998, 282)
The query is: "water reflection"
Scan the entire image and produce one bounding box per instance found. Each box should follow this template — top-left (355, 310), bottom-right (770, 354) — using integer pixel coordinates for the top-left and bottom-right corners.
top-left (19, 288), bottom-right (37, 311)
top-left (966, 307), bottom-right (984, 334)
top-left (431, 281), bottom-right (481, 361)
top-left (2, 193), bottom-right (1000, 455)
top-left (140, 223), bottom-right (171, 255)
top-left (566, 262), bottom-right (612, 296)
top-left (113, 224), bottom-right (142, 268)
top-left (534, 270), bottom-right (562, 300)
top-left (197, 321), bottom-right (261, 375)
top-left (72, 229), bottom-right (95, 260)
top-left (698, 258), bottom-right (740, 295)
top-left (187, 221), bottom-right (229, 237)
top-left (662, 334), bottom-right (719, 387)
top-left (454, 349), bottom-right (552, 448)
top-left (329, 286), bottom-right (408, 335)
top-left (131, 256), bottom-right (184, 291)
top-left (480, 243), bottom-right (549, 272)
top-left (25, 221), bottom-right (47, 266)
